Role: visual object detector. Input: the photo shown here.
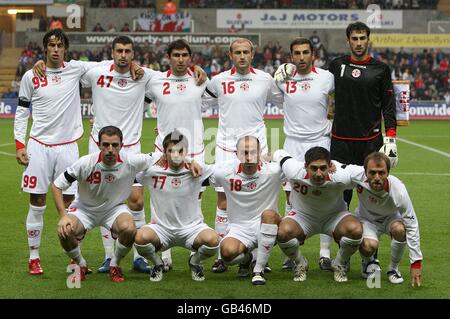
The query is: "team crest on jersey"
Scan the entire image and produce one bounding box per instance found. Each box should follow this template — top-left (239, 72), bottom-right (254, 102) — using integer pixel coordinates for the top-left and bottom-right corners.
top-left (312, 189), bottom-right (322, 196)
top-left (240, 82), bottom-right (250, 91)
top-left (369, 196), bottom-right (378, 204)
top-left (118, 79), bottom-right (127, 88)
top-left (177, 83), bottom-right (186, 92)
top-left (301, 82), bottom-right (311, 91)
top-left (171, 177), bottom-right (182, 188)
top-left (104, 174), bottom-right (115, 183)
top-left (352, 69), bottom-right (361, 78)
top-left (51, 75), bottom-right (62, 84)
top-left (247, 181), bottom-right (257, 190)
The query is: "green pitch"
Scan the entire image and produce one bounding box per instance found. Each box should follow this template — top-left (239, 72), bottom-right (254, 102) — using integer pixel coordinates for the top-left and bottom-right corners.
top-left (0, 118), bottom-right (449, 298)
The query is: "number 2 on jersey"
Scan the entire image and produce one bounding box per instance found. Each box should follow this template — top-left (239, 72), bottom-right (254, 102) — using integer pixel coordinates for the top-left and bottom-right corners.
top-left (97, 75), bottom-right (113, 88)
top-left (162, 82), bottom-right (170, 95)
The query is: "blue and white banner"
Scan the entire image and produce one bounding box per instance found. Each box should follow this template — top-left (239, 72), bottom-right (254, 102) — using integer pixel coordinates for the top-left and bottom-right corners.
top-left (216, 9), bottom-right (403, 29)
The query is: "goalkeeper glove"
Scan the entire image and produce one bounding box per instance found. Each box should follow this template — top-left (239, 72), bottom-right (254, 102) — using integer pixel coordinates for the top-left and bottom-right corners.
top-left (274, 63), bottom-right (296, 83)
top-left (379, 136), bottom-right (398, 168)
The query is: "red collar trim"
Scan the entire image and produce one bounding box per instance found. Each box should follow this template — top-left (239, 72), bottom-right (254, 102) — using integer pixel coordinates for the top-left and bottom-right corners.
top-left (230, 67), bottom-right (236, 75)
top-left (292, 70), bottom-right (297, 77)
top-left (349, 56), bottom-right (372, 65)
top-left (311, 66), bottom-right (318, 74)
top-left (257, 163), bottom-right (261, 171)
top-left (385, 179), bottom-right (390, 192)
top-left (96, 152), bottom-right (102, 163)
top-left (164, 162), bottom-right (169, 170)
top-left (117, 154), bottom-right (123, 163)
top-left (326, 174), bottom-right (331, 181)
top-left (250, 67), bottom-right (256, 74)
top-left (167, 68), bottom-right (192, 78)
top-left (237, 163), bottom-right (243, 174)
top-left (304, 172), bottom-right (310, 179)
top-left (109, 64), bottom-right (115, 72)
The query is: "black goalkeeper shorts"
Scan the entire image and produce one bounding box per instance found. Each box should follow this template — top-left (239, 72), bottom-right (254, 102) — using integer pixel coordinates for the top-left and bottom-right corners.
top-left (330, 135), bottom-right (383, 166)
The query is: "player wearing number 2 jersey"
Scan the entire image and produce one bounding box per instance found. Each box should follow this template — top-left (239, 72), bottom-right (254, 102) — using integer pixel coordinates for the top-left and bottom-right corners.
top-left (14, 29), bottom-right (111, 276)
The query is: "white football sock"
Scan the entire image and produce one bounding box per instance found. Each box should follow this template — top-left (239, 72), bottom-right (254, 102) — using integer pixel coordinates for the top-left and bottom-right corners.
top-left (320, 234), bottom-right (332, 258)
top-left (225, 252), bottom-right (251, 266)
top-left (66, 246), bottom-right (87, 267)
top-left (215, 208), bottom-right (228, 239)
top-left (134, 242), bottom-right (163, 266)
top-left (100, 226), bottom-right (115, 260)
top-left (278, 238), bottom-right (302, 264)
top-left (335, 236), bottom-right (362, 265)
top-left (162, 248), bottom-right (172, 262)
top-left (110, 240), bottom-right (132, 267)
top-left (389, 239), bottom-right (407, 271)
top-left (190, 245), bottom-right (218, 265)
top-left (284, 201), bottom-right (292, 216)
top-left (254, 223), bottom-right (278, 273)
top-left (130, 209), bottom-right (146, 261)
top-left (26, 204), bottom-right (45, 260)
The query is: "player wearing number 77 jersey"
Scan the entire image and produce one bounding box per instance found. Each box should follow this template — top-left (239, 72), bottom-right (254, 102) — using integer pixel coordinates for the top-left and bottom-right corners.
top-left (206, 38), bottom-right (284, 273)
top-left (14, 29), bottom-right (113, 276)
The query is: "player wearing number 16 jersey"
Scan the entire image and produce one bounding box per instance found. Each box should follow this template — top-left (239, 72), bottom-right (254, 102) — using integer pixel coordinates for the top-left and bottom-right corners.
top-left (80, 36), bottom-right (156, 273)
top-left (14, 29), bottom-right (111, 276)
top-left (206, 38), bottom-right (283, 272)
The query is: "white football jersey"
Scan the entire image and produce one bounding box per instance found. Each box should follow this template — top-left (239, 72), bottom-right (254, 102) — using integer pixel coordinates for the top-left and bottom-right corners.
top-left (210, 159), bottom-right (283, 224)
top-left (280, 157), bottom-right (356, 217)
top-left (137, 162), bottom-right (214, 230)
top-left (54, 151), bottom-right (160, 212)
top-left (278, 67), bottom-right (334, 141)
top-left (147, 69), bottom-right (207, 155)
top-left (15, 60), bottom-right (107, 146)
top-left (207, 67), bottom-right (283, 151)
top-left (353, 174), bottom-right (423, 263)
top-left (81, 65), bottom-right (155, 146)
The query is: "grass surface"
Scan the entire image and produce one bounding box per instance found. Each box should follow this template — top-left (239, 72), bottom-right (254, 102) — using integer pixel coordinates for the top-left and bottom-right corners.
top-left (0, 118), bottom-right (449, 298)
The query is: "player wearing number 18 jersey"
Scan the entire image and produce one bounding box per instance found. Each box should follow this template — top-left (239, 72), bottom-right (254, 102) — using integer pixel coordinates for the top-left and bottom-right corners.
top-left (14, 29), bottom-right (110, 275)
top-left (206, 38), bottom-right (283, 272)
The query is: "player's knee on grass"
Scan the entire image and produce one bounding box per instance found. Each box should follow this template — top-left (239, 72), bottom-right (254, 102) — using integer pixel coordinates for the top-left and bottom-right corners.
top-left (134, 228), bottom-right (160, 249)
top-left (261, 209), bottom-right (281, 224)
top-left (220, 241), bottom-right (241, 263)
top-left (115, 215), bottom-right (137, 246)
top-left (335, 216), bottom-right (363, 241)
top-left (277, 219), bottom-right (303, 243)
top-left (359, 239), bottom-right (379, 257)
top-left (30, 193), bottom-right (46, 207)
top-left (390, 221), bottom-right (406, 242)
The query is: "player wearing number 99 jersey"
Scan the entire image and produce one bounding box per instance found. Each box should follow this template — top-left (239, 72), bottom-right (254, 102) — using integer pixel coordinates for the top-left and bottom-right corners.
top-left (13, 29), bottom-right (111, 276)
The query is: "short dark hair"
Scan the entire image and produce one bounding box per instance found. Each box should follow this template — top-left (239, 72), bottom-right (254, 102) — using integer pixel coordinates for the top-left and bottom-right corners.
top-left (162, 130), bottom-right (188, 152)
top-left (112, 35), bottom-right (134, 50)
top-left (98, 126), bottom-right (123, 144)
top-left (346, 21), bottom-right (371, 39)
top-left (364, 152), bottom-right (391, 173)
top-left (304, 146), bottom-right (331, 165)
top-left (43, 29), bottom-right (69, 50)
top-left (290, 37), bottom-right (313, 54)
top-left (167, 39), bottom-right (192, 56)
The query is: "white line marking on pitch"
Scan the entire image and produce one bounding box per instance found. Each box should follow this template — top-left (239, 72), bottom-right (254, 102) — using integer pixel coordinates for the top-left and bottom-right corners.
top-left (395, 172), bottom-right (450, 177)
top-left (0, 143), bottom-right (13, 147)
top-left (397, 137), bottom-right (450, 159)
top-left (0, 151), bottom-right (15, 157)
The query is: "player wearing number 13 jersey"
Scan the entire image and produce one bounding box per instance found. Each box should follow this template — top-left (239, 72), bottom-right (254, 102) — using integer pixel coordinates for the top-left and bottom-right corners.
top-left (13, 29), bottom-right (111, 276)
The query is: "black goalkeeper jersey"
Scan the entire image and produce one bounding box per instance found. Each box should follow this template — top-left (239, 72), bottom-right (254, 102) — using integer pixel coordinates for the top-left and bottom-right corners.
top-left (328, 55), bottom-right (396, 140)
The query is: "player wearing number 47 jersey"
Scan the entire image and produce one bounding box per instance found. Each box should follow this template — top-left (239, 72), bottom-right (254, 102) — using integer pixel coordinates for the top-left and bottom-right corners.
top-left (14, 29), bottom-right (112, 276)
top-left (52, 126), bottom-right (161, 283)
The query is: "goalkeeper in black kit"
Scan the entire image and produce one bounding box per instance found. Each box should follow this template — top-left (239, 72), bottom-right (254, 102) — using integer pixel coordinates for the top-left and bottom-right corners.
top-left (328, 21), bottom-right (398, 208)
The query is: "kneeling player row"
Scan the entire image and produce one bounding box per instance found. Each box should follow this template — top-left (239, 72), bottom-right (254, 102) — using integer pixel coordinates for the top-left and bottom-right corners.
top-left (52, 127), bottom-right (422, 286)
